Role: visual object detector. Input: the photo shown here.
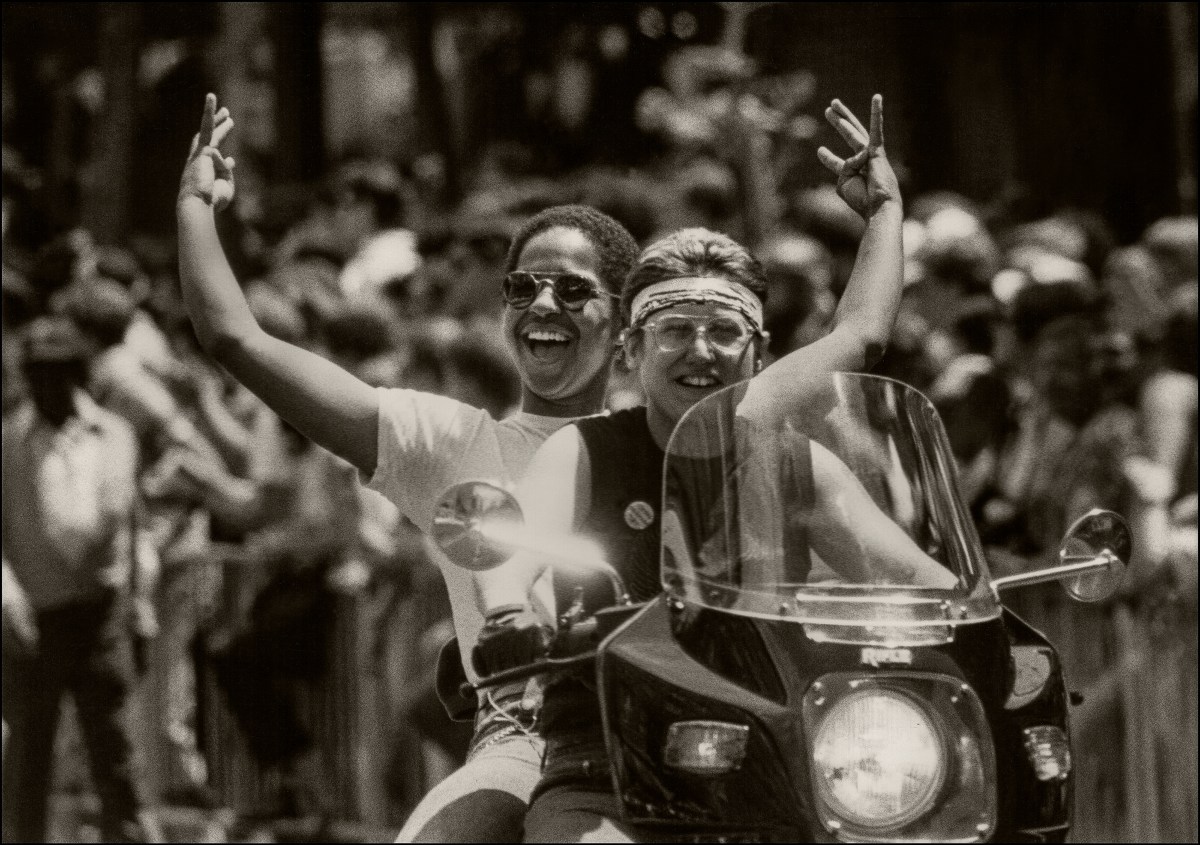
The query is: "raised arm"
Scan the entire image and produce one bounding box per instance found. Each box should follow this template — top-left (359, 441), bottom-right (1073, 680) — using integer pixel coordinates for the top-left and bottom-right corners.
top-left (746, 95), bottom-right (902, 411)
top-left (177, 94), bottom-right (379, 475)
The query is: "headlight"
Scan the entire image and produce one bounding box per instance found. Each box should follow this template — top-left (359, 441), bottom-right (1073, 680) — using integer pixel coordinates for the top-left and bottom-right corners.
top-left (811, 688), bottom-right (946, 830)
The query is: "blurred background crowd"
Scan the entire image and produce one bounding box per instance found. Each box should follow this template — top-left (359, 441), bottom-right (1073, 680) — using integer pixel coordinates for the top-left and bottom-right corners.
top-left (1, 3), bottom-right (1196, 842)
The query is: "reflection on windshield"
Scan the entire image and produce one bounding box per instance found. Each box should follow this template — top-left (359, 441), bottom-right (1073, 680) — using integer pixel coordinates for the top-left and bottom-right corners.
top-left (661, 374), bottom-right (998, 626)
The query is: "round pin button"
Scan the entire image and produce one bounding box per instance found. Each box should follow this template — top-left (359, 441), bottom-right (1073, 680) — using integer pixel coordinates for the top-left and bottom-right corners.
top-left (624, 500), bottom-right (655, 530)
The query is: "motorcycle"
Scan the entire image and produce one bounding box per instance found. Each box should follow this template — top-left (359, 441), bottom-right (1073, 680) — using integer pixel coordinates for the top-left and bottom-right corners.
top-left (433, 372), bottom-right (1131, 843)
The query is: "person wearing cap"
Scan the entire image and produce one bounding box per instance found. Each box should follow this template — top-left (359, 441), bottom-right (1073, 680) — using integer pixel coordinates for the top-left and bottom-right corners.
top-left (472, 95), bottom-right (950, 842)
top-left (2, 316), bottom-right (159, 842)
top-left (177, 94), bottom-right (641, 841)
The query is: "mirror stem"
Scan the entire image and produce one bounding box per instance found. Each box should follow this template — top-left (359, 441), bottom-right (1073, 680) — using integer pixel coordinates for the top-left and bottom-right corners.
top-left (992, 550), bottom-right (1119, 595)
top-left (602, 568), bottom-right (632, 606)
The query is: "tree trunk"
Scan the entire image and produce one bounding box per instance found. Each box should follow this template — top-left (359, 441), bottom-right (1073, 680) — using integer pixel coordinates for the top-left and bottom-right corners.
top-left (271, 3), bottom-right (325, 183)
top-left (81, 3), bottom-right (139, 242)
top-left (1166, 2), bottom-right (1197, 213)
top-left (406, 4), bottom-right (460, 203)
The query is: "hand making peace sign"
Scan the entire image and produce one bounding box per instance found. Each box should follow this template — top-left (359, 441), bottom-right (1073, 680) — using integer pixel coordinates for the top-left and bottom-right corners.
top-left (179, 93), bottom-right (237, 212)
top-left (817, 94), bottom-right (900, 220)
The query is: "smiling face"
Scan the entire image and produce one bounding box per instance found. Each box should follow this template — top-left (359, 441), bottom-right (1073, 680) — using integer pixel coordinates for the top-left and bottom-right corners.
top-left (625, 297), bottom-right (760, 439)
top-left (502, 226), bottom-right (619, 416)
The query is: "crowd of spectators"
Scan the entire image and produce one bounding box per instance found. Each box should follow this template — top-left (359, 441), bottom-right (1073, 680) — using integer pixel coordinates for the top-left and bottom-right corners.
top-left (2, 49), bottom-right (1196, 841)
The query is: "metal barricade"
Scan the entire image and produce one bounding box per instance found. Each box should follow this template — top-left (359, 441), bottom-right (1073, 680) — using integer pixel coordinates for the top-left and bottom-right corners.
top-left (197, 555), bottom-right (378, 823)
top-left (1007, 580), bottom-right (1198, 842)
top-left (198, 554), bottom-right (284, 819)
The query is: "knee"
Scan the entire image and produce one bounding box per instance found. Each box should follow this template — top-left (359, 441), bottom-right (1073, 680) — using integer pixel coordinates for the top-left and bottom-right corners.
top-left (403, 789), bottom-right (528, 843)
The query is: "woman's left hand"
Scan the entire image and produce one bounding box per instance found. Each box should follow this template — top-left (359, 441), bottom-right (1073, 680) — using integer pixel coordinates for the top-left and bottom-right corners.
top-left (817, 94), bottom-right (901, 220)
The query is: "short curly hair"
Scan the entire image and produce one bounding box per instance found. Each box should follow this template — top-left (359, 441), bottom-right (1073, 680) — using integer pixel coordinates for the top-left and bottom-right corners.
top-left (505, 205), bottom-right (640, 298)
top-left (622, 228), bottom-right (768, 324)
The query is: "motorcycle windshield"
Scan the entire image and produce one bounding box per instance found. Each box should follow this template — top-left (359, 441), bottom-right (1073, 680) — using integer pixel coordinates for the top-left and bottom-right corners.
top-left (660, 373), bottom-right (1001, 627)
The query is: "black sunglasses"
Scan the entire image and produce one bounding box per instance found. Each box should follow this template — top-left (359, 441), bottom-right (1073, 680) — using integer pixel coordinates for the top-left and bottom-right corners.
top-left (502, 271), bottom-right (618, 311)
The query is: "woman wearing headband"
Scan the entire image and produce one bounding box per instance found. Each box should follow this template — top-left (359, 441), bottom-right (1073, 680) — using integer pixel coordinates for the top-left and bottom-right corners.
top-left (472, 96), bottom-right (951, 842)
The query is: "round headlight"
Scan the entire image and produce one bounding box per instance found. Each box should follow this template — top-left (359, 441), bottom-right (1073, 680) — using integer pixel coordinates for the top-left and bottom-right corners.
top-left (812, 688), bottom-right (946, 830)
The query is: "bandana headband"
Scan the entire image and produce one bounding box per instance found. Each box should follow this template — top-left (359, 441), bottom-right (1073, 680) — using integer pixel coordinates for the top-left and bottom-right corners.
top-left (629, 277), bottom-right (764, 331)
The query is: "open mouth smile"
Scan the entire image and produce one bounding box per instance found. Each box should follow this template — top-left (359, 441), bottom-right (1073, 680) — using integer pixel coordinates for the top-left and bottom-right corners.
top-left (521, 325), bottom-right (575, 362)
top-left (676, 374), bottom-right (721, 388)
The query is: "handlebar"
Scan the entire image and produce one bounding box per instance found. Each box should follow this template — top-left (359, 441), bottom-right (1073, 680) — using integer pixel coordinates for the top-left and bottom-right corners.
top-left (459, 651), bottom-right (599, 700)
top-left (460, 602), bottom-right (646, 699)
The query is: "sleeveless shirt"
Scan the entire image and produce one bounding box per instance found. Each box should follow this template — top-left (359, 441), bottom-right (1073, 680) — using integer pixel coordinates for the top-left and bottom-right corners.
top-left (558, 407), bottom-right (666, 613)
top-left (541, 407), bottom-right (664, 745)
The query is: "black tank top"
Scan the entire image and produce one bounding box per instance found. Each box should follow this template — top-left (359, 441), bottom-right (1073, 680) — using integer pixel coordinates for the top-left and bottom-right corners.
top-left (541, 408), bottom-right (664, 745)
top-left (555, 407), bottom-right (666, 615)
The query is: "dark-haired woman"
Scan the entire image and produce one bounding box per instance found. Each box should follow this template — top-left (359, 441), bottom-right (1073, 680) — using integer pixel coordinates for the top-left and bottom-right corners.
top-left (176, 95), bottom-right (648, 841)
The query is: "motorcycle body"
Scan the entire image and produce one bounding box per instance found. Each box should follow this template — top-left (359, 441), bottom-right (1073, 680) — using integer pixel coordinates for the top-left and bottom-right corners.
top-left (436, 372), bottom-right (1129, 843)
top-left (597, 592), bottom-right (1066, 842)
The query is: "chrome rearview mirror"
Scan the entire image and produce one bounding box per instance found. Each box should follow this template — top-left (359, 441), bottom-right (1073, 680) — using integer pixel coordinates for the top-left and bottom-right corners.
top-left (432, 481), bottom-right (633, 604)
top-left (432, 481), bottom-right (523, 571)
top-left (1058, 509), bottom-right (1130, 602)
top-left (991, 509), bottom-right (1130, 602)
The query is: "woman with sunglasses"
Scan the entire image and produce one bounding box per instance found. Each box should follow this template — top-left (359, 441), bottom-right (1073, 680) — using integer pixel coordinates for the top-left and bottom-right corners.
top-left (177, 95), bottom-right (641, 842)
top-left (472, 95), bottom-right (944, 842)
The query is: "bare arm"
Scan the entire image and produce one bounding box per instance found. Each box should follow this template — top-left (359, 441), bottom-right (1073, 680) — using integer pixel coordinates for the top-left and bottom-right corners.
top-left (177, 94), bottom-right (379, 475)
top-left (129, 497), bottom-right (161, 639)
top-left (745, 96), bottom-right (902, 412)
top-left (2, 555), bottom-right (38, 653)
top-left (808, 440), bottom-right (958, 588)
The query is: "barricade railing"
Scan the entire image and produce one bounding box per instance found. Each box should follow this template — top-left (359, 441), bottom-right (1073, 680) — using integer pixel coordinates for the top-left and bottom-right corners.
top-left (193, 552), bottom-right (401, 828)
top-left (1006, 573), bottom-right (1198, 843)
top-left (151, 541), bottom-right (1197, 841)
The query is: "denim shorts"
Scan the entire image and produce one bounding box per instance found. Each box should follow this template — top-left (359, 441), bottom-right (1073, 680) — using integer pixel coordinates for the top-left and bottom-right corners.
top-left (395, 729), bottom-right (546, 843)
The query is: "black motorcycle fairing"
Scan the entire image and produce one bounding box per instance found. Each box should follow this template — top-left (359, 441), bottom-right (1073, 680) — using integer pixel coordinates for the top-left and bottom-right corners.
top-left (599, 597), bottom-right (1073, 841)
top-left (598, 597), bottom-right (813, 841)
top-left (995, 609), bottom-right (1072, 842)
top-left (666, 600), bottom-right (789, 705)
top-left (672, 597), bottom-right (1071, 839)
top-left (670, 600), bottom-right (996, 705)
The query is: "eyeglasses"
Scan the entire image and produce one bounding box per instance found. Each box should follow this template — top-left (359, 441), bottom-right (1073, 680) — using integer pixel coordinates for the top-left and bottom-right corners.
top-left (640, 315), bottom-right (759, 355)
top-left (502, 271), bottom-right (618, 311)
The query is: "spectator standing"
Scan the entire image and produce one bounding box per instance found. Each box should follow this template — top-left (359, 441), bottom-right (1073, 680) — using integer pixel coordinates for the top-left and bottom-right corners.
top-left (2, 316), bottom-right (159, 843)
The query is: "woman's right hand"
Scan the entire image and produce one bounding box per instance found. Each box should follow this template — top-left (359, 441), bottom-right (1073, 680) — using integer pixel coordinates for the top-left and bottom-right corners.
top-left (179, 93), bottom-right (236, 212)
top-left (472, 604), bottom-right (553, 677)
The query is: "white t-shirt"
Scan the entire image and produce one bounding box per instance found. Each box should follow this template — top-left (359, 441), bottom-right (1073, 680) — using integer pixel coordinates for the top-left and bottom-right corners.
top-left (366, 387), bottom-right (575, 681)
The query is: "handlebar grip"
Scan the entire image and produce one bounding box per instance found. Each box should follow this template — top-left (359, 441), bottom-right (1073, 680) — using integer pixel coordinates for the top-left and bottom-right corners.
top-left (458, 602), bottom-right (649, 699)
top-left (550, 618), bottom-right (597, 657)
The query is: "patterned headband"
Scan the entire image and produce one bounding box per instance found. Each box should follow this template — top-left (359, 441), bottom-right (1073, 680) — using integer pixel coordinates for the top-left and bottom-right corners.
top-left (629, 277), bottom-right (764, 331)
